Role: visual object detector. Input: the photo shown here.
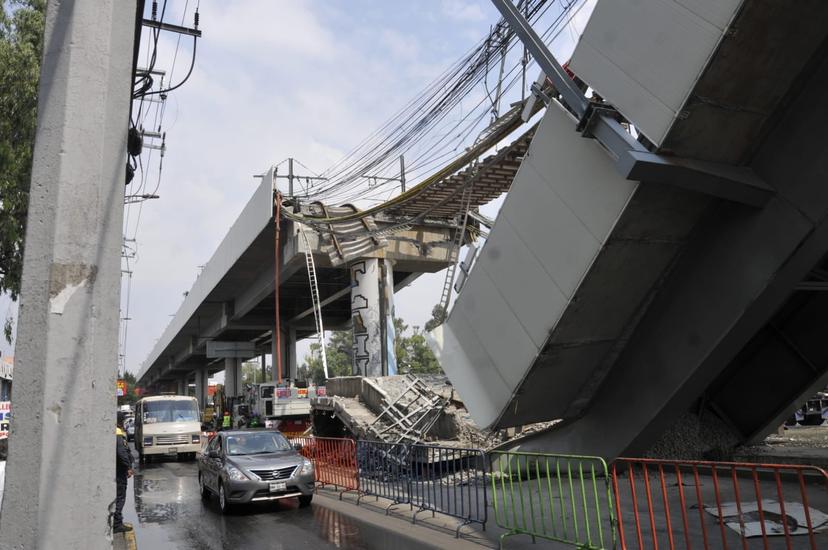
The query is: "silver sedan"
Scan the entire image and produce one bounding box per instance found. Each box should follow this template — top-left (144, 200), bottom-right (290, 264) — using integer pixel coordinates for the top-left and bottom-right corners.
top-left (197, 429), bottom-right (314, 514)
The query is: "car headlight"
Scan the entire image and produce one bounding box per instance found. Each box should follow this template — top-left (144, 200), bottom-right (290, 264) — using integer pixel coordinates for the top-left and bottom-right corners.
top-left (143, 436), bottom-right (153, 446)
top-left (299, 458), bottom-right (314, 475)
top-left (226, 464), bottom-right (250, 481)
top-left (191, 434), bottom-right (201, 444)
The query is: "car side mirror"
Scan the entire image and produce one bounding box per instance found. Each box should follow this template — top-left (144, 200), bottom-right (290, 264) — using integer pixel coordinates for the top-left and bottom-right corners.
top-left (293, 443), bottom-right (303, 451)
top-left (208, 449), bottom-right (221, 459)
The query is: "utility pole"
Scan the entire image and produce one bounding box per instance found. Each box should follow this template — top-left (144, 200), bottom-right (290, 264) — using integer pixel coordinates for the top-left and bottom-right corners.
top-left (0, 1), bottom-right (137, 548)
top-left (273, 157), bottom-right (327, 198)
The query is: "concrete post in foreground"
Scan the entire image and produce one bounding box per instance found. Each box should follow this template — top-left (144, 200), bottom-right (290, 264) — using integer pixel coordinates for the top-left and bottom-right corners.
top-left (0, 1), bottom-right (136, 548)
top-left (177, 378), bottom-right (186, 396)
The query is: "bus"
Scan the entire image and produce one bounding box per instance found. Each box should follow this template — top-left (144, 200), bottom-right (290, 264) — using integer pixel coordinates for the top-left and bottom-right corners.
top-left (135, 395), bottom-right (202, 461)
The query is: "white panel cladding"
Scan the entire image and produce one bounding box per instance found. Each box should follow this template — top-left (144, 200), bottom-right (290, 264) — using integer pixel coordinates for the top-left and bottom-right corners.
top-left (429, 103), bottom-right (637, 428)
top-left (569, 0), bottom-right (743, 146)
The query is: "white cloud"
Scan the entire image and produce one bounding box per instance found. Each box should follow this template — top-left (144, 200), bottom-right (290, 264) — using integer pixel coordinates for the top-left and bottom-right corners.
top-left (441, 0), bottom-right (487, 22)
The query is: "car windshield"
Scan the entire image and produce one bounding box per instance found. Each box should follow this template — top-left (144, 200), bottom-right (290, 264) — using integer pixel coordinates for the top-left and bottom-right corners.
top-left (142, 399), bottom-right (199, 423)
top-left (226, 432), bottom-right (291, 456)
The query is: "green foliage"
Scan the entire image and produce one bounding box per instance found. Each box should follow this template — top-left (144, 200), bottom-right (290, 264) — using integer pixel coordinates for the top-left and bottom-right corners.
top-left (241, 360), bottom-right (271, 384)
top-left (0, 1), bottom-right (45, 341)
top-left (299, 317), bottom-right (442, 383)
top-left (424, 304), bottom-right (446, 332)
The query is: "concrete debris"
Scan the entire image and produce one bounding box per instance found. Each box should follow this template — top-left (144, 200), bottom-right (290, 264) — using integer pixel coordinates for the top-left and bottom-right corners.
top-left (312, 374), bottom-right (560, 450)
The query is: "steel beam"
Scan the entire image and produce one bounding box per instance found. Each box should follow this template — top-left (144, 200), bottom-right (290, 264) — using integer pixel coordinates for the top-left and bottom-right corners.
top-left (492, 0), bottom-right (774, 208)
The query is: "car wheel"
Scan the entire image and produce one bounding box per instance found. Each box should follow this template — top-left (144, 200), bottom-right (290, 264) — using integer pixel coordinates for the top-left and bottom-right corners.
top-left (218, 482), bottom-right (232, 514)
top-left (298, 494), bottom-right (313, 508)
top-left (199, 473), bottom-right (210, 500)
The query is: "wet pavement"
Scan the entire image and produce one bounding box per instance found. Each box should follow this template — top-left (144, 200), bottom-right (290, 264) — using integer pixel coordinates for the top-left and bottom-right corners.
top-left (122, 444), bottom-right (435, 550)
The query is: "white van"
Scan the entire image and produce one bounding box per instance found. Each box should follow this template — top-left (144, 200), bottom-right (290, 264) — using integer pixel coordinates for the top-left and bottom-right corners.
top-left (135, 395), bottom-right (201, 461)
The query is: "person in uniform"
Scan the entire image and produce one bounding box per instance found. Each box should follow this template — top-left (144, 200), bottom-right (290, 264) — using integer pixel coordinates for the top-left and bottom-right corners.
top-left (114, 413), bottom-right (134, 533)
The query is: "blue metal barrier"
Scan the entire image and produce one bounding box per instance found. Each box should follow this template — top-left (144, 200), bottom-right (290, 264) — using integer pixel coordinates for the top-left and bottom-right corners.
top-left (409, 444), bottom-right (488, 536)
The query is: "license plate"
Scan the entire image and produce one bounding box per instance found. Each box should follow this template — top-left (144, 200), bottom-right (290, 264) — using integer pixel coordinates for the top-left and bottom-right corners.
top-left (269, 481), bottom-right (286, 492)
top-left (166, 447), bottom-right (177, 454)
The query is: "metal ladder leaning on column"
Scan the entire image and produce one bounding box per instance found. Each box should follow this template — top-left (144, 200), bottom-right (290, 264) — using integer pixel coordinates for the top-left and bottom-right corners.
top-left (299, 225), bottom-right (329, 379)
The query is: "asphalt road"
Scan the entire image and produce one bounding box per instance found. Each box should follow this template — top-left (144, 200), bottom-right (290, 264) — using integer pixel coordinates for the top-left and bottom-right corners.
top-left (122, 444), bottom-right (432, 550)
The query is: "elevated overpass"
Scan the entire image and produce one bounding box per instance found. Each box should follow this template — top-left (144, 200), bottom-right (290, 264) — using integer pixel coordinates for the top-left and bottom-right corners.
top-left (430, 0), bottom-right (828, 459)
top-left (135, 169), bottom-right (458, 404)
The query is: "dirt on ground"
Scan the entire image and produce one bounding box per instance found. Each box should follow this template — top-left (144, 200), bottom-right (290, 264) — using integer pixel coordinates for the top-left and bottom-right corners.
top-left (762, 424), bottom-right (828, 449)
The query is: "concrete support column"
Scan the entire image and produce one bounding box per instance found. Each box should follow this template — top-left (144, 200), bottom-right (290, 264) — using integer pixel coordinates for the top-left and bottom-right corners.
top-left (260, 353), bottom-right (267, 384)
top-left (0, 1), bottom-right (137, 547)
top-left (381, 259), bottom-right (398, 376)
top-left (350, 258), bottom-right (397, 377)
top-left (287, 325), bottom-right (297, 383)
top-left (194, 369), bottom-right (208, 410)
top-left (177, 377), bottom-right (186, 396)
top-left (224, 358), bottom-right (242, 397)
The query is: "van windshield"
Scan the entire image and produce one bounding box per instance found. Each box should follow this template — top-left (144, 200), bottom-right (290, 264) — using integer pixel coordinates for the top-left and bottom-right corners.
top-left (142, 400), bottom-right (199, 423)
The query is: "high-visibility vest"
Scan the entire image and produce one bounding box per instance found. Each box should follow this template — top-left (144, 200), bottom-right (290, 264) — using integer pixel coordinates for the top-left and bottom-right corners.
top-left (222, 413), bottom-right (231, 428)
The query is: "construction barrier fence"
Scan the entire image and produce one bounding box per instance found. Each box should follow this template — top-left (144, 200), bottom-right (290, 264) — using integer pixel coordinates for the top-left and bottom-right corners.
top-left (409, 444), bottom-right (488, 533)
top-left (490, 450), bottom-right (617, 550)
top-left (284, 434), bottom-right (828, 549)
top-left (611, 457), bottom-right (828, 550)
top-left (291, 436), bottom-right (359, 496)
top-left (356, 440), bottom-right (413, 509)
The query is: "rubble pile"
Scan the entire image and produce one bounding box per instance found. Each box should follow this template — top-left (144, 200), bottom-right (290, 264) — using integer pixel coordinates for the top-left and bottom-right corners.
top-left (312, 374), bottom-right (560, 450)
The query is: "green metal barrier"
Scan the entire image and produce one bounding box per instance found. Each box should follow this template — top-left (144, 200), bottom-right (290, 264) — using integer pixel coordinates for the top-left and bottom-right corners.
top-left (489, 450), bottom-right (617, 549)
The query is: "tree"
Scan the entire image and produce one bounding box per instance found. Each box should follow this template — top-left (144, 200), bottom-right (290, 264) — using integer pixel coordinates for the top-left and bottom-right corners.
top-left (241, 359), bottom-right (271, 385)
top-left (299, 317), bottom-right (443, 383)
top-left (397, 324), bottom-right (442, 375)
top-left (299, 335), bottom-right (352, 386)
top-left (0, 0), bottom-right (45, 342)
top-left (424, 304), bottom-right (446, 332)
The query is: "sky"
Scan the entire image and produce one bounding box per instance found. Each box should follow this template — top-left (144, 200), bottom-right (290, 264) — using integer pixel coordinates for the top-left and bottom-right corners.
top-left (1, 0), bottom-right (597, 375)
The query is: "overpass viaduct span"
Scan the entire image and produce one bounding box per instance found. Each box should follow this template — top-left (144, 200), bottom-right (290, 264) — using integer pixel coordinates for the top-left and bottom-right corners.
top-left (431, 0), bottom-right (828, 460)
top-left (135, 169), bottom-right (458, 404)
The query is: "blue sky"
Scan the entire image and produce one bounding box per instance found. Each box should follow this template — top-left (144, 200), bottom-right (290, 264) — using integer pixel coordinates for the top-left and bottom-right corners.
top-left (2, 0), bottom-right (597, 372)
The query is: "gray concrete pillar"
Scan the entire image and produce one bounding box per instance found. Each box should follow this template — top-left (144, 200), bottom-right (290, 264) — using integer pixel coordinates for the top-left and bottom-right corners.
top-left (351, 258), bottom-right (393, 377)
top-left (260, 352), bottom-right (267, 383)
top-left (177, 377), bottom-right (186, 396)
top-left (0, 1), bottom-right (137, 547)
top-left (224, 358), bottom-right (242, 397)
top-left (194, 369), bottom-right (208, 411)
top-left (287, 326), bottom-right (297, 382)
top-left (381, 259), bottom-right (398, 376)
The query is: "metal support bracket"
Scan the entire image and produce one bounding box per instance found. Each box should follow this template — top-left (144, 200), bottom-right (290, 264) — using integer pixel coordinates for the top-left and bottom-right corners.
top-left (142, 19), bottom-right (202, 38)
top-left (492, 0), bottom-right (775, 208)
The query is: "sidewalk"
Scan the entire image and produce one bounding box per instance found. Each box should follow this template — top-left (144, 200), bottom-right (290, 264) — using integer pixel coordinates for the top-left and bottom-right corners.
top-left (316, 486), bottom-right (575, 549)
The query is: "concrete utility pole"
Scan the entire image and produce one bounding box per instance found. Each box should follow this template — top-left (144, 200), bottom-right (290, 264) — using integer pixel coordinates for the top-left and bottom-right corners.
top-left (0, 1), bottom-right (136, 548)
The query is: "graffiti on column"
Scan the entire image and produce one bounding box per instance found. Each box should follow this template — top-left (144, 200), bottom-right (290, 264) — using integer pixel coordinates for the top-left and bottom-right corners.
top-left (351, 262), bottom-right (370, 375)
top-left (350, 259), bottom-right (382, 377)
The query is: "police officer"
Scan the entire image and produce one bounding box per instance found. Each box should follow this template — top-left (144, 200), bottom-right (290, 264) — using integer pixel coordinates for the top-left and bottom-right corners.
top-left (114, 412), bottom-right (134, 533)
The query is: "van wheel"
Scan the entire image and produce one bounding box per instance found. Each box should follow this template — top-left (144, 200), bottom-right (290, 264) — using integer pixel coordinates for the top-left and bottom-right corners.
top-left (298, 494), bottom-right (313, 507)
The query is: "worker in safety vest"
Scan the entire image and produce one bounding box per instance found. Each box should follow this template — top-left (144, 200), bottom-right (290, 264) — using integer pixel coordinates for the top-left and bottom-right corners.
top-left (222, 410), bottom-right (231, 430)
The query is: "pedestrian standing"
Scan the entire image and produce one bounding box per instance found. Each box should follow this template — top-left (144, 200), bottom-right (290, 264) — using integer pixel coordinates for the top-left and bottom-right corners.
top-left (114, 413), bottom-right (134, 533)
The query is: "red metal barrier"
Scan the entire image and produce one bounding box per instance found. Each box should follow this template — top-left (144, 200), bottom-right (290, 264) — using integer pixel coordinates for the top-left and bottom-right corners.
top-left (291, 436), bottom-right (359, 497)
top-left (612, 458), bottom-right (828, 550)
